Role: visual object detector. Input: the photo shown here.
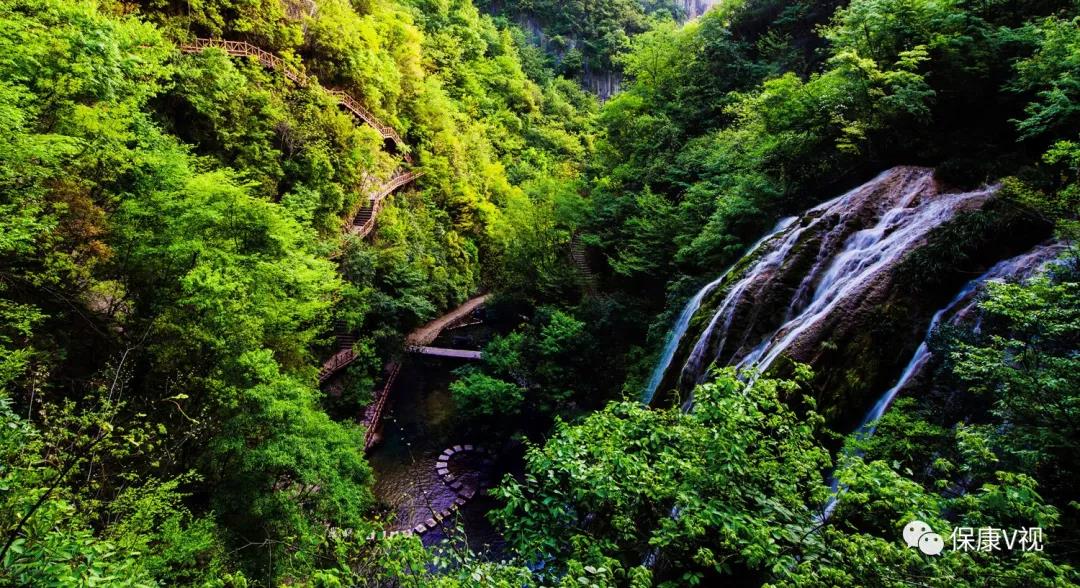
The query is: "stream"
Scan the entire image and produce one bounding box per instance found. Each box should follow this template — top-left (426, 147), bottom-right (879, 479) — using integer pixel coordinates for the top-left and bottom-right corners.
top-left (367, 323), bottom-right (511, 555)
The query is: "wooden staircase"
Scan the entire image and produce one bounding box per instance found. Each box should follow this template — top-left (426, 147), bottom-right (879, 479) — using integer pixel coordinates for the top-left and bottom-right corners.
top-left (179, 38), bottom-right (407, 153)
top-left (570, 233), bottom-right (598, 294)
top-left (178, 38), bottom-right (424, 240)
top-left (349, 170), bottom-right (425, 238)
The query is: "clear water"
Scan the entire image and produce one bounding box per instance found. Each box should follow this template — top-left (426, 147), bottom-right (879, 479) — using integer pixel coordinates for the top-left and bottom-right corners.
top-left (367, 354), bottom-right (507, 553)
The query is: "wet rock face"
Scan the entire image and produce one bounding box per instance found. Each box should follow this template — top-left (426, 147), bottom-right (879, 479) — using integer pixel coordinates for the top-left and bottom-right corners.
top-left (657, 166), bottom-right (1050, 429)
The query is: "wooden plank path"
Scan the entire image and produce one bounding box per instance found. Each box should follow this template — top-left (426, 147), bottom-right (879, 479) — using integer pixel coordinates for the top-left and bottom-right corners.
top-left (349, 170), bottom-right (425, 238)
top-left (570, 232), bottom-right (598, 294)
top-left (405, 294), bottom-right (491, 347)
top-left (319, 294), bottom-right (491, 451)
top-left (318, 294), bottom-right (489, 383)
top-left (407, 346), bottom-right (482, 360)
top-left (361, 362), bottom-right (400, 450)
top-left (179, 38), bottom-right (406, 150)
top-left (178, 38), bottom-right (423, 237)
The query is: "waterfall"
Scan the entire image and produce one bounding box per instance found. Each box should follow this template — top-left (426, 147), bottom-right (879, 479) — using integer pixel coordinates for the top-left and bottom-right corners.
top-left (668, 167), bottom-right (995, 389)
top-left (639, 165), bottom-right (1060, 535)
top-left (641, 216), bottom-right (797, 404)
top-left (681, 0), bottom-right (722, 20)
top-left (750, 184), bottom-right (994, 375)
top-left (854, 241), bottom-right (1066, 437)
top-left (818, 241), bottom-right (1066, 518)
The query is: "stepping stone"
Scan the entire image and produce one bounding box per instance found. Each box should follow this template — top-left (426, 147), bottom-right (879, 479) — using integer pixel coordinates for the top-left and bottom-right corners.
top-left (443, 473), bottom-right (455, 482)
top-left (460, 487), bottom-right (475, 500)
top-left (453, 445), bottom-right (463, 452)
top-left (425, 518), bottom-right (437, 528)
top-left (414, 523), bottom-right (426, 534)
top-left (454, 497), bottom-right (466, 506)
top-left (450, 480), bottom-right (463, 490)
top-left (462, 444), bottom-right (474, 451)
top-left (437, 467), bottom-right (450, 476)
top-left (401, 530), bottom-right (413, 537)
top-left (441, 449), bottom-right (453, 458)
top-left (434, 512), bottom-right (444, 522)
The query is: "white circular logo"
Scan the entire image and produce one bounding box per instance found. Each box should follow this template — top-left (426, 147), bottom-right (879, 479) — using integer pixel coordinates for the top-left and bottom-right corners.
top-left (918, 532), bottom-right (945, 555)
top-left (903, 520), bottom-right (931, 548)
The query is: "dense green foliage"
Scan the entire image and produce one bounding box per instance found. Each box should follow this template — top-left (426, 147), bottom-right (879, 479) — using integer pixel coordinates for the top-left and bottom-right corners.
top-left (450, 307), bottom-right (596, 430)
top-left (588, 0), bottom-right (1078, 304)
top-left (478, 0), bottom-right (683, 77)
top-left (477, 0), bottom-right (1080, 585)
top-left (0, 0), bottom-right (592, 583)
top-left (3, 0), bottom-right (1080, 585)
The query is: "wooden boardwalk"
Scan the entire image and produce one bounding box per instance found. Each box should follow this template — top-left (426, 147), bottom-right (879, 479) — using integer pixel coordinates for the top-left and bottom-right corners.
top-left (349, 170), bottom-right (424, 238)
top-left (179, 38), bottom-right (406, 149)
top-left (407, 346), bottom-right (482, 360)
top-left (570, 232), bottom-right (598, 294)
top-left (178, 38), bottom-right (422, 237)
top-left (405, 294), bottom-right (490, 347)
top-left (319, 295), bottom-right (491, 450)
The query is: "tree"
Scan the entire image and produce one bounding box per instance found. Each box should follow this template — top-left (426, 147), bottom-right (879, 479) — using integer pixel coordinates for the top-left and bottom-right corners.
top-left (491, 367), bottom-right (831, 585)
top-left (450, 372), bottom-right (526, 420)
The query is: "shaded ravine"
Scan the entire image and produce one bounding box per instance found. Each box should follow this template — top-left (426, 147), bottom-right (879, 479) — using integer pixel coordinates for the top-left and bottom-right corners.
top-left (367, 347), bottom-right (507, 550)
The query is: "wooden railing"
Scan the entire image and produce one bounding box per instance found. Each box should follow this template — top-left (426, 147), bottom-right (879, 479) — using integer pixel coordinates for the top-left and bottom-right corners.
top-left (362, 362), bottom-right (401, 449)
top-left (179, 38), bottom-right (406, 150)
top-left (183, 37), bottom-right (431, 452)
top-left (374, 170), bottom-right (423, 201)
top-left (317, 348), bottom-right (358, 383)
top-left (328, 90), bottom-right (404, 150)
top-left (349, 171), bottom-right (424, 238)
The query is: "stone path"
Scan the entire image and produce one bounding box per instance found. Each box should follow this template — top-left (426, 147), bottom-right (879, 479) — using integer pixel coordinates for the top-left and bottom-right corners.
top-left (374, 443), bottom-right (494, 539)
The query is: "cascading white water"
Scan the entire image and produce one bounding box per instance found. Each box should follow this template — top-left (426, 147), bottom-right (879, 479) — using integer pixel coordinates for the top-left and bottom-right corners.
top-left (666, 168), bottom-right (996, 390)
top-left (819, 241), bottom-right (1066, 518)
top-left (751, 186), bottom-right (994, 375)
top-left (641, 216), bottom-right (797, 404)
top-left (680, 218), bottom-right (811, 386)
top-left (853, 241), bottom-right (1066, 437)
top-left (636, 165), bottom-right (1059, 557)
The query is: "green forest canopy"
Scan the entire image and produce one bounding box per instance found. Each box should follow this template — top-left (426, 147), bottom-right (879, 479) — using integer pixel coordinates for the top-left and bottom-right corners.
top-left (1, 0), bottom-right (1078, 585)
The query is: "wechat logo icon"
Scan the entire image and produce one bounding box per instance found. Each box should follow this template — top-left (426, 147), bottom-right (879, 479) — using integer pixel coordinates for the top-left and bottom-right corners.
top-left (904, 520), bottom-right (944, 555)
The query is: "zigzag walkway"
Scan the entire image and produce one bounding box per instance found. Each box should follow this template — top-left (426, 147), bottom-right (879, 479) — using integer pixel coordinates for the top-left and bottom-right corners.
top-left (318, 295), bottom-right (490, 450)
top-left (179, 37), bottom-right (435, 452)
top-left (350, 170), bottom-right (425, 238)
top-left (178, 38), bottom-right (421, 235)
top-left (179, 38), bottom-right (406, 150)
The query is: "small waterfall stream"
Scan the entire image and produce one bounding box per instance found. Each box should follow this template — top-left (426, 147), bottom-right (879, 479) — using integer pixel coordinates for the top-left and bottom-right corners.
top-left (642, 216), bottom-right (797, 404)
top-left (853, 241), bottom-right (1065, 437)
top-left (818, 241), bottom-right (1066, 517)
